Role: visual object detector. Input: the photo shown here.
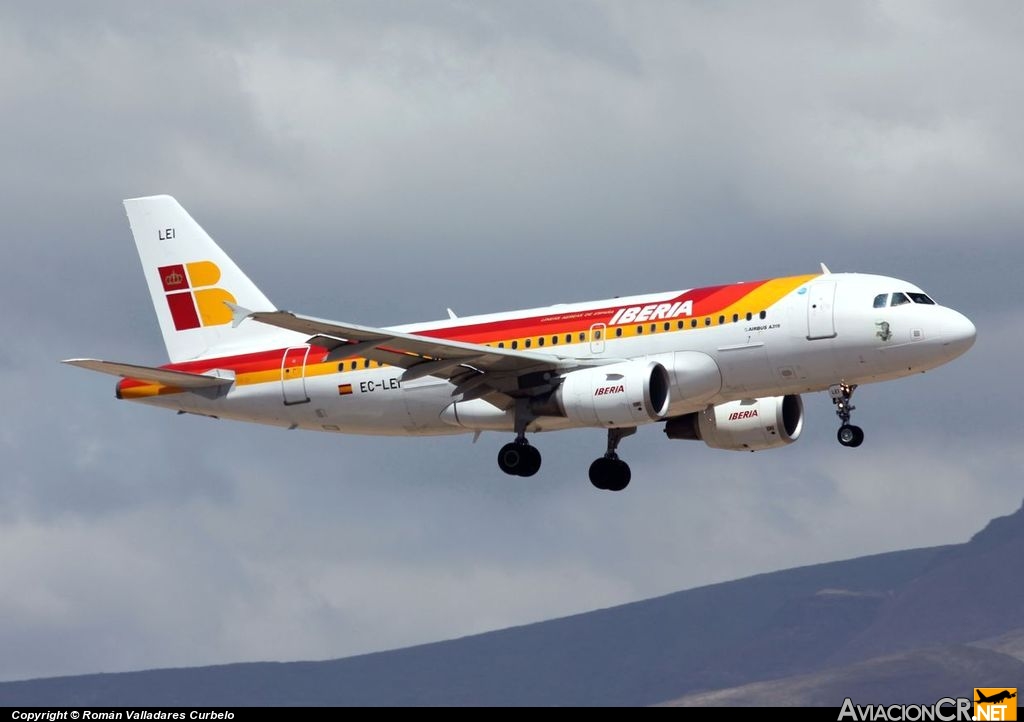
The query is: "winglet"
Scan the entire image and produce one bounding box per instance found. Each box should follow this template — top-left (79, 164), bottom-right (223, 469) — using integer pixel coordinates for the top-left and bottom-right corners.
top-left (820, 262), bottom-right (832, 274)
top-left (447, 307), bottom-right (458, 319)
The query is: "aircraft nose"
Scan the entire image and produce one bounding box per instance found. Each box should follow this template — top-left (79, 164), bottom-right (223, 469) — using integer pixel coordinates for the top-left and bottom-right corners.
top-left (942, 309), bottom-right (976, 357)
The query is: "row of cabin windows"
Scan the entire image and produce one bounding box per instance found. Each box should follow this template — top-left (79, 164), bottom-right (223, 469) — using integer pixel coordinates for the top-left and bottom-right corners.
top-left (489, 310), bottom-right (767, 350)
top-left (496, 332), bottom-right (585, 350)
top-left (336, 310), bottom-right (769, 369)
top-left (342, 359), bottom-right (387, 371)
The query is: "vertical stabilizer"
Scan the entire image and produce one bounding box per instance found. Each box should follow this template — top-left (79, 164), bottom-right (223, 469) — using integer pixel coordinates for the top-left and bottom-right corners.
top-left (123, 195), bottom-right (296, 362)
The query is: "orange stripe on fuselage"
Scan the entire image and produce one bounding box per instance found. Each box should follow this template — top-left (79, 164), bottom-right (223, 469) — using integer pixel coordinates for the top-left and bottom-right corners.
top-left (117, 274), bottom-right (818, 398)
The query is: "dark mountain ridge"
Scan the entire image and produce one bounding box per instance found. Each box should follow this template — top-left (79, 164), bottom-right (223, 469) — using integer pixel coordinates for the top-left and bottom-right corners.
top-left (3, 500), bottom-right (1022, 706)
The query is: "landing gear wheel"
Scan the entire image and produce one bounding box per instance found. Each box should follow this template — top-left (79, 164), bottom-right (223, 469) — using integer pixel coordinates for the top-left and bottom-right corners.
top-left (518, 444), bottom-right (542, 477)
top-left (837, 424), bottom-right (864, 448)
top-left (589, 456), bottom-right (631, 491)
top-left (589, 427), bottom-right (636, 491)
top-left (589, 458), bottom-right (610, 490)
top-left (830, 383), bottom-right (864, 448)
top-left (497, 442), bottom-right (542, 477)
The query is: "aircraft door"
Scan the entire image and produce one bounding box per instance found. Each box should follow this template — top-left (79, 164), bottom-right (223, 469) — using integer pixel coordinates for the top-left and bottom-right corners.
top-left (589, 323), bottom-right (606, 354)
top-left (281, 346), bottom-right (311, 405)
top-left (806, 281), bottom-right (837, 340)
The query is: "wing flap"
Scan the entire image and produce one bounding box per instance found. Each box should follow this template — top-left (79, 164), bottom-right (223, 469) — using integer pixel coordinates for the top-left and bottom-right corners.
top-left (62, 359), bottom-right (234, 389)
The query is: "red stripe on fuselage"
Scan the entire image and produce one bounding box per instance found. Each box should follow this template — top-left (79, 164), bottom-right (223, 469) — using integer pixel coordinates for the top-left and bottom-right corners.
top-left (122, 279), bottom-right (775, 386)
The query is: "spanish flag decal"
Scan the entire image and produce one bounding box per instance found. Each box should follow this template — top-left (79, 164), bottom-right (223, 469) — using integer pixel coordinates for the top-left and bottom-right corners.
top-left (338, 384), bottom-right (353, 396)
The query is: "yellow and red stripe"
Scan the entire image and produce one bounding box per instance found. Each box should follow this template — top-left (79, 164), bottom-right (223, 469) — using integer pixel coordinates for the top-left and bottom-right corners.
top-left (118, 274), bottom-right (817, 398)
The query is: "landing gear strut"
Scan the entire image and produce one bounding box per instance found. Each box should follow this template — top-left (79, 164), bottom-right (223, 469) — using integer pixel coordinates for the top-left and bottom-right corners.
top-left (589, 427), bottom-right (635, 492)
top-left (830, 383), bottom-right (864, 448)
top-left (497, 399), bottom-right (542, 477)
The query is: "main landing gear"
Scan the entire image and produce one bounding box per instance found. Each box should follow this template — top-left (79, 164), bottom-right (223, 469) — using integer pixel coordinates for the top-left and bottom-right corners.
top-left (497, 439), bottom-right (542, 477)
top-left (588, 427), bottom-right (635, 492)
top-left (495, 402), bottom-right (635, 491)
top-left (830, 383), bottom-right (864, 448)
top-left (497, 399), bottom-right (542, 477)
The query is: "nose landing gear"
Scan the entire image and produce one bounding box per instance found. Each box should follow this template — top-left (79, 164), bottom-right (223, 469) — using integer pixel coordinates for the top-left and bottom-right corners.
top-left (830, 383), bottom-right (864, 448)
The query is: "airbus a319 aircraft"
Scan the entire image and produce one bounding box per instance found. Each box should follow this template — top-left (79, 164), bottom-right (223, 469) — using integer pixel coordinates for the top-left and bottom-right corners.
top-left (66, 196), bottom-right (976, 491)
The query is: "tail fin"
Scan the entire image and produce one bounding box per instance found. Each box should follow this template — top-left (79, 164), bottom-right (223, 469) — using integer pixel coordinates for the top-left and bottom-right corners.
top-left (124, 195), bottom-right (294, 362)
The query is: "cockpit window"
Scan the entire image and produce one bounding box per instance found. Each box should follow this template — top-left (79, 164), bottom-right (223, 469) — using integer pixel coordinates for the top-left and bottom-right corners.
top-left (890, 292), bottom-right (911, 307)
top-left (908, 292), bottom-right (935, 305)
top-left (873, 294), bottom-right (888, 308)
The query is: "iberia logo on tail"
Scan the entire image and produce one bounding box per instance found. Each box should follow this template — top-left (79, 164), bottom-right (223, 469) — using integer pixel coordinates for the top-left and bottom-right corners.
top-left (158, 261), bottom-right (236, 331)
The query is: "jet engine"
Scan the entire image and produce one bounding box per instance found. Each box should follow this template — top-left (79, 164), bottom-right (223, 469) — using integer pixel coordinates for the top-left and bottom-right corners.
top-left (541, 360), bottom-right (671, 427)
top-left (664, 394), bottom-right (804, 451)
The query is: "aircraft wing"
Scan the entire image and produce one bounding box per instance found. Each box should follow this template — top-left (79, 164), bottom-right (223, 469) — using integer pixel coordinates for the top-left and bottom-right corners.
top-left (247, 310), bottom-right (602, 402)
top-left (62, 359), bottom-right (234, 389)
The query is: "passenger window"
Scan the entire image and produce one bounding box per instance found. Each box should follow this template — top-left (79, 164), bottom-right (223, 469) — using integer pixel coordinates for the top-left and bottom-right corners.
top-left (704, 317), bottom-right (711, 326)
top-left (498, 342), bottom-right (505, 348)
top-left (551, 336), bottom-right (558, 345)
top-left (732, 314), bottom-right (738, 323)
top-left (350, 361), bottom-right (357, 370)
top-left (637, 326), bottom-right (643, 334)
top-left (524, 339), bottom-right (532, 348)
top-left (615, 328), bottom-right (622, 337)
top-left (511, 341), bottom-right (518, 349)
top-left (566, 334), bottom-right (572, 344)
top-left (718, 315), bottom-right (725, 325)
top-left (537, 337), bottom-right (544, 346)
top-left (890, 292), bottom-right (910, 307)
top-left (579, 332), bottom-right (586, 342)
top-left (363, 359), bottom-right (370, 368)
top-left (746, 312), bottom-right (752, 321)
top-left (873, 294), bottom-right (888, 309)
top-left (691, 319), bottom-right (697, 328)
top-left (908, 292), bottom-right (935, 305)
top-left (594, 330), bottom-right (602, 340)
top-left (759, 311), bottom-right (766, 319)
top-left (677, 320), bottom-right (684, 330)
top-left (650, 323), bottom-right (656, 333)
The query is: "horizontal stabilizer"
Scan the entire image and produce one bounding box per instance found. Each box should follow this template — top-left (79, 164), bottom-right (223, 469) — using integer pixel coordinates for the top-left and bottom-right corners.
top-left (62, 359), bottom-right (234, 389)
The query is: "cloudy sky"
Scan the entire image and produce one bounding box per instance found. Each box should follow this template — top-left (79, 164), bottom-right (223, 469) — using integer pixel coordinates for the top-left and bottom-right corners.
top-left (2, 1), bottom-right (1022, 681)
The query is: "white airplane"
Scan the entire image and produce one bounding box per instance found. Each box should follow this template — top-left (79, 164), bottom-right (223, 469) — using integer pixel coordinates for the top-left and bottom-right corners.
top-left (65, 196), bottom-right (977, 491)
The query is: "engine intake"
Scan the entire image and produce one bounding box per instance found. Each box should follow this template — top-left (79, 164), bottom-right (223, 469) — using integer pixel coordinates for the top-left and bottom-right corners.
top-left (664, 394), bottom-right (804, 451)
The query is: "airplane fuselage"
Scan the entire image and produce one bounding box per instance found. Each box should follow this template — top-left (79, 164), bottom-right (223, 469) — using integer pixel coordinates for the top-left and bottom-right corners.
top-left (118, 271), bottom-right (975, 437)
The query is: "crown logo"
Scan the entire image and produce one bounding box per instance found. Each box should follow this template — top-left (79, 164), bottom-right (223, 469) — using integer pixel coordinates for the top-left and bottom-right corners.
top-left (164, 270), bottom-right (184, 286)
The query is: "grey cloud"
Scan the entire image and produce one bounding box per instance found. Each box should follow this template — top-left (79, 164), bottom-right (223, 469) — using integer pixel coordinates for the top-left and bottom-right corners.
top-left (0, 1), bottom-right (1017, 681)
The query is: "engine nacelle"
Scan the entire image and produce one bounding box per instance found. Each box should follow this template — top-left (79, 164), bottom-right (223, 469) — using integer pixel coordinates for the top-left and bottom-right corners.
top-left (664, 394), bottom-right (804, 451)
top-left (648, 350), bottom-right (722, 414)
top-left (549, 360), bottom-right (671, 428)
